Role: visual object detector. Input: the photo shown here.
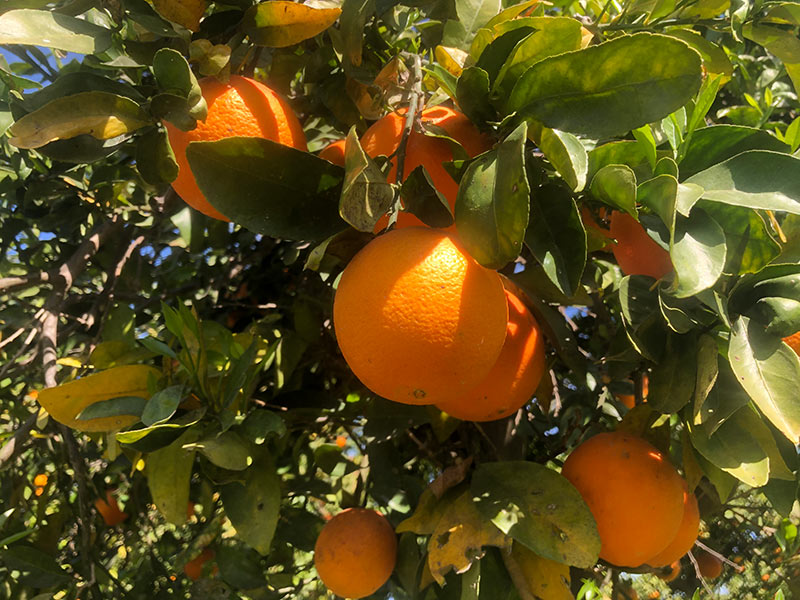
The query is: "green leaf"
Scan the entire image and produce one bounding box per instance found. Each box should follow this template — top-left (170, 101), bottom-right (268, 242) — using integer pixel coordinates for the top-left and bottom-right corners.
top-left (400, 166), bottom-right (455, 228)
top-left (619, 275), bottom-right (667, 362)
top-left (240, 410), bottom-right (287, 445)
top-left (221, 454), bottom-right (281, 555)
top-left (670, 208), bottom-right (726, 297)
top-left (729, 316), bottom-right (800, 444)
top-left (471, 461), bottom-right (600, 568)
top-left (647, 333), bottom-right (697, 413)
top-left (538, 128), bottom-right (587, 192)
top-left (136, 127), bottom-right (179, 185)
top-left (0, 545), bottom-right (71, 587)
top-left (185, 431), bottom-right (253, 471)
top-left (0, 9), bottom-right (111, 54)
top-left (784, 117), bottom-right (800, 153)
top-left (443, 0), bottom-right (501, 49)
top-left (141, 385), bottom-right (184, 426)
top-left (508, 33), bottom-right (702, 138)
top-left (665, 29), bottom-right (733, 82)
top-left (455, 121), bottom-right (529, 269)
top-left (525, 183), bottom-right (587, 297)
top-left (688, 405), bottom-right (770, 487)
top-left (694, 360), bottom-right (749, 436)
top-left (685, 73), bottom-right (722, 142)
top-left (76, 396), bottom-right (147, 421)
top-left (243, 1), bottom-right (341, 48)
top-left (339, 127), bottom-right (394, 232)
top-left (476, 26), bottom-right (536, 85)
top-left (116, 408), bottom-right (205, 452)
top-left (589, 164), bottom-right (637, 216)
top-left (456, 67), bottom-right (496, 125)
top-left (743, 23), bottom-right (800, 93)
top-left (8, 91), bottom-right (151, 149)
top-left (685, 151), bottom-right (800, 214)
top-left (216, 542), bottom-right (267, 589)
top-left (587, 141), bottom-right (653, 183)
top-left (338, 0), bottom-right (374, 67)
top-left (147, 428), bottom-right (199, 524)
top-left (186, 137), bottom-right (347, 242)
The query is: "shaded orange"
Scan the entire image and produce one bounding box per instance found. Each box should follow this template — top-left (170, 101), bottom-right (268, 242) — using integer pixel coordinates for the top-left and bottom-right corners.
top-left (581, 205), bottom-right (613, 251)
top-left (436, 289), bottom-right (546, 421)
top-left (696, 552), bottom-right (723, 579)
top-left (783, 331), bottom-right (800, 356)
top-left (319, 138), bottom-right (346, 166)
top-left (617, 374), bottom-right (649, 410)
top-left (610, 212), bottom-right (672, 280)
top-left (165, 75), bottom-right (307, 221)
top-left (561, 431), bottom-right (684, 567)
top-left (314, 508), bottom-right (397, 599)
top-left (184, 548), bottom-right (215, 581)
top-left (761, 573), bottom-right (770, 582)
top-left (94, 490), bottom-right (129, 526)
top-left (333, 227), bottom-right (508, 405)
top-left (335, 435), bottom-right (347, 448)
top-left (33, 473), bottom-right (48, 487)
top-left (34, 487), bottom-right (44, 497)
top-left (361, 106), bottom-right (492, 230)
top-left (647, 481), bottom-right (700, 566)
top-left (659, 561), bottom-right (681, 582)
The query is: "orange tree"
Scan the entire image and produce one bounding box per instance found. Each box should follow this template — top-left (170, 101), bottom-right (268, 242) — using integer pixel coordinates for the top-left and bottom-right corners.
top-left (0, 0), bottom-right (799, 598)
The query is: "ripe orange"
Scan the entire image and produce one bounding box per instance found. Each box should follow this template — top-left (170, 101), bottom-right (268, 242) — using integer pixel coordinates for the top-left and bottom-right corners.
top-left (165, 75), bottom-right (307, 221)
top-left (183, 548), bottom-right (216, 580)
top-left (435, 289), bottom-right (546, 421)
top-left (33, 473), bottom-right (48, 487)
top-left (94, 489), bottom-right (129, 526)
top-left (361, 106), bottom-right (491, 229)
top-left (609, 212), bottom-right (672, 280)
top-left (648, 592), bottom-right (661, 599)
top-left (761, 573), bottom-right (770, 582)
top-left (319, 138), bottom-right (346, 166)
top-left (581, 205), bottom-right (613, 251)
top-left (695, 551), bottom-right (723, 579)
top-left (659, 560), bottom-right (681, 582)
top-left (314, 508), bottom-right (397, 599)
top-left (335, 435), bottom-right (347, 448)
top-left (333, 227), bottom-right (508, 405)
top-left (647, 482), bottom-right (700, 567)
top-left (561, 431), bottom-right (685, 567)
top-left (784, 331), bottom-right (800, 356)
top-left (617, 374), bottom-right (649, 410)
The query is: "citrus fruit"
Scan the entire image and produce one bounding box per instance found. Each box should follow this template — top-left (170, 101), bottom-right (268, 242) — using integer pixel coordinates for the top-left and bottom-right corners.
top-left (361, 105), bottom-right (491, 229)
top-left (183, 548), bottom-right (216, 580)
top-left (436, 289), bottom-right (546, 421)
top-left (319, 138), bottom-right (346, 165)
top-left (695, 551), bottom-right (723, 579)
top-left (33, 473), bottom-right (48, 487)
top-left (647, 481), bottom-right (700, 567)
top-left (314, 508), bottom-right (397, 599)
top-left (610, 212), bottom-right (672, 280)
top-left (659, 561), bottom-right (681, 582)
top-left (333, 227), bottom-right (508, 405)
top-left (617, 374), bottom-right (649, 410)
top-left (165, 75), bottom-right (307, 221)
top-left (561, 431), bottom-right (685, 567)
top-left (94, 489), bottom-right (129, 526)
top-left (783, 331), bottom-right (800, 356)
top-left (581, 205), bottom-right (613, 252)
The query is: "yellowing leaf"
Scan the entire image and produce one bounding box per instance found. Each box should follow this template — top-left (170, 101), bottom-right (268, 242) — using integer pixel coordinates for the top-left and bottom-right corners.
top-left (147, 428), bottom-right (198, 524)
top-left (427, 490), bottom-right (509, 584)
top-left (504, 543), bottom-right (572, 600)
top-left (435, 45), bottom-right (467, 77)
top-left (37, 365), bottom-right (160, 432)
top-left (396, 489), bottom-right (447, 535)
top-left (9, 91), bottom-right (151, 150)
top-left (243, 1), bottom-right (341, 48)
top-left (152, 0), bottom-right (207, 31)
top-left (56, 357), bottom-right (83, 368)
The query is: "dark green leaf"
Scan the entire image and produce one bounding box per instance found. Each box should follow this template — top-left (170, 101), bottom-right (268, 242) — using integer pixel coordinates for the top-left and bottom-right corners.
top-left (589, 164), bottom-right (637, 217)
top-left (508, 33), bottom-right (702, 138)
top-left (186, 137), bottom-right (347, 242)
top-left (148, 428), bottom-right (199, 524)
top-left (186, 431), bottom-right (253, 471)
top-left (456, 67), bottom-right (496, 125)
top-left (648, 333), bottom-right (697, 413)
top-left (76, 396), bottom-right (147, 421)
top-left (538, 128), bottom-right (587, 191)
top-left (116, 408), bottom-right (206, 452)
top-left (136, 127), bottom-right (179, 185)
top-left (141, 385), bottom-right (184, 426)
top-left (619, 275), bottom-right (667, 362)
top-left (400, 166), bottom-right (455, 228)
top-left (0, 545), bottom-right (71, 587)
top-left (670, 208), bottom-right (726, 297)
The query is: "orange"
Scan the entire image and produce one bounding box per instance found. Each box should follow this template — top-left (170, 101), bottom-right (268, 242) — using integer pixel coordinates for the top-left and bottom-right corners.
top-left (94, 489), bottom-right (129, 526)
top-left (581, 205), bottom-right (613, 251)
top-left (610, 212), bottom-right (672, 280)
top-left (561, 431), bottom-right (685, 567)
top-left (314, 508), bottom-right (397, 599)
top-left (361, 106), bottom-right (492, 229)
top-left (333, 227), bottom-right (508, 405)
top-left (696, 551), bottom-right (723, 579)
top-left (617, 374), bottom-right (649, 410)
top-left (647, 481), bottom-right (700, 567)
top-left (784, 331), bottom-right (800, 356)
top-left (33, 473), bottom-right (48, 487)
top-left (319, 138), bottom-right (346, 166)
top-left (659, 561), bottom-right (681, 582)
top-left (183, 548), bottom-right (215, 581)
top-left (761, 573), bottom-right (770, 582)
top-left (436, 289), bottom-right (546, 421)
top-left (335, 435), bottom-right (347, 448)
top-left (34, 487), bottom-right (44, 497)
top-left (648, 592), bottom-right (661, 599)
top-left (165, 75), bottom-right (307, 221)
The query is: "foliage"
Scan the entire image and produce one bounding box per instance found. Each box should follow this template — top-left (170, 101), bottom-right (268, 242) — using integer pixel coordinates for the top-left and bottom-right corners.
top-left (0, 0), bottom-right (799, 599)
